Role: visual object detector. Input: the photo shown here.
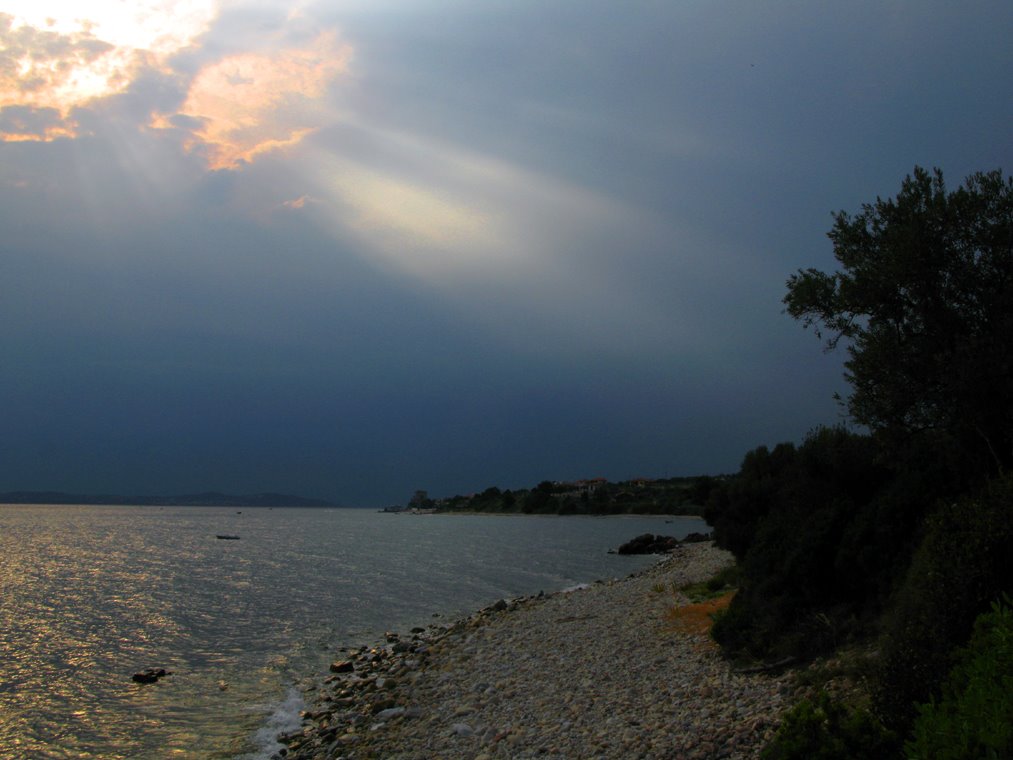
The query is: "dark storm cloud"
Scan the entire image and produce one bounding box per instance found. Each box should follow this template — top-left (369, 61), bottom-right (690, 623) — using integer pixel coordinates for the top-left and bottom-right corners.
top-left (0, 1), bottom-right (1009, 504)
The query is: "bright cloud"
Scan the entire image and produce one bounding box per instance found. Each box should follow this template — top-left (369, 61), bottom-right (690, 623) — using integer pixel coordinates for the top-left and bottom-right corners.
top-left (0, 2), bottom-right (218, 140)
top-left (157, 30), bottom-right (351, 169)
top-left (4, 0), bottom-right (216, 52)
top-left (1, 1), bottom-right (349, 165)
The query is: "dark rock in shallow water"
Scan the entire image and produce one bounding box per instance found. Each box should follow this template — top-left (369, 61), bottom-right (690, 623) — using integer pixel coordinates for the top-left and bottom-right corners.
top-left (615, 533), bottom-right (679, 555)
top-left (329, 659), bottom-right (354, 673)
top-left (132, 668), bottom-right (171, 684)
top-left (680, 531), bottom-right (712, 543)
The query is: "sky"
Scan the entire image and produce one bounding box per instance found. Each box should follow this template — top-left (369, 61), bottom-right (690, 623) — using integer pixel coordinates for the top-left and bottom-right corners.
top-left (0, 1), bottom-right (1010, 506)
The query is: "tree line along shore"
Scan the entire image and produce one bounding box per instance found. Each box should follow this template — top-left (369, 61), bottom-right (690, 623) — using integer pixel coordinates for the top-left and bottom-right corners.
top-left (385, 476), bottom-right (721, 516)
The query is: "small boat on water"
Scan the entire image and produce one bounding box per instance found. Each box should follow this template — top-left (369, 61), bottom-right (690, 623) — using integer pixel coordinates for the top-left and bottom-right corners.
top-left (216, 534), bottom-right (240, 540)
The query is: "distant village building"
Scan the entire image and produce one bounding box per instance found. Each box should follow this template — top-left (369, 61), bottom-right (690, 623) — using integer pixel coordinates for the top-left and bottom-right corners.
top-left (557, 477), bottom-right (608, 499)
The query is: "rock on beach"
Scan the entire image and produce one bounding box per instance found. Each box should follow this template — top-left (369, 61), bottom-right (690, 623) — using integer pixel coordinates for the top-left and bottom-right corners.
top-left (278, 542), bottom-right (791, 759)
top-left (614, 533), bottom-right (679, 554)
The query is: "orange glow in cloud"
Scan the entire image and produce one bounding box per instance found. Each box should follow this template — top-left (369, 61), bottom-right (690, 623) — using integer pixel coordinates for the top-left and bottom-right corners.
top-left (1, 2), bottom-right (348, 166)
top-left (159, 31), bottom-right (352, 169)
top-left (153, 30), bottom-right (352, 169)
top-left (0, 123), bottom-right (78, 142)
top-left (282, 195), bottom-right (317, 210)
top-left (0, 2), bottom-right (218, 141)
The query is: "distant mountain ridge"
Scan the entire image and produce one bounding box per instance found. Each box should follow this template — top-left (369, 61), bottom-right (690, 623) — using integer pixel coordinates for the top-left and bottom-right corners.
top-left (0, 491), bottom-right (338, 507)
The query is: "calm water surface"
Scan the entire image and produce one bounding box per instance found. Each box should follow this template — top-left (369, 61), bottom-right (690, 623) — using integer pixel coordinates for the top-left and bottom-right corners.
top-left (0, 506), bottom-right (706, 759)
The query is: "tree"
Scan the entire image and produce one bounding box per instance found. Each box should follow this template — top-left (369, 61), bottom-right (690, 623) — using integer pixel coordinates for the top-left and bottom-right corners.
top-left (784, 167), bottom-right (1013, 475)
top-left (704, 442), bottom-right (797, 559)
top-left (708, 427), bottom-right (889, 659)
top-left (408, 490), bottom-right (432, 508)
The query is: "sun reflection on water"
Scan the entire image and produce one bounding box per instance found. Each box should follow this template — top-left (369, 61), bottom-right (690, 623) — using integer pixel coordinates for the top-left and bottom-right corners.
top-left (0, 506), bottom-right (266, 758)
top-left (0, 504), bottom-right (702, 758)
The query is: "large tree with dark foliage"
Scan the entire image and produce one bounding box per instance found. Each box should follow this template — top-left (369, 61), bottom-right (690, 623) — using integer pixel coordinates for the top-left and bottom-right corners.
top-left (784, 167), bottom-right (1013, 475)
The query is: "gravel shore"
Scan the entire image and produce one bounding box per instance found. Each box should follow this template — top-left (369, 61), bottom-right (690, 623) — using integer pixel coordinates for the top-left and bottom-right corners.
top-left (279, 542), bottom-right (791, 759)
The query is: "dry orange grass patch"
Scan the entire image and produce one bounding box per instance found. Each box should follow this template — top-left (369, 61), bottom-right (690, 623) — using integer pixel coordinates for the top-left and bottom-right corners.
top-left (664, 590), bottom-right (736, 638)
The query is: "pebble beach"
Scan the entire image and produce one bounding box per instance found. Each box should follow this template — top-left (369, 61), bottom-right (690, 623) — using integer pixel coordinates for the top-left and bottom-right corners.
top-left (279, 542), bottom-right (791, 759)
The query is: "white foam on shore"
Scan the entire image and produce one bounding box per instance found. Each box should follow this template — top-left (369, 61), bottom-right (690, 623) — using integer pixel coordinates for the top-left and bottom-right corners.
top-left (561, 582), bottom-right (591, 593)
top-left (239, 686), bottom-right (305, 760)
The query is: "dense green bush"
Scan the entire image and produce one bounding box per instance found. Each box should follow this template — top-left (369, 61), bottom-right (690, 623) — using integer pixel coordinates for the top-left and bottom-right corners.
top-left (705, 441), bottom-right (798, 559)
top-left (761, 691), bottom-right (898, 759)
top-left (874, 475), bottom-right (1013, 733)
top-left (708, 423), bottom-right (991, 663)
top-left (710, 427), bottom-right (896, 660)
top-left (829, 431), bottom-right (972, 613)
top-left (905, 598), bottom-right (1013, 759)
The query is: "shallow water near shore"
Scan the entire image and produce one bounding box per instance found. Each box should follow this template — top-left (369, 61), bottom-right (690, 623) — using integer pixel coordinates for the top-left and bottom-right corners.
top-left (0, 505), bottom-right (706, 758)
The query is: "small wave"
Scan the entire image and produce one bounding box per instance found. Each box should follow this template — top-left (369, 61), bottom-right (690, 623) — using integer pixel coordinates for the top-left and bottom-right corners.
top-left (238, 687), bottom-right (305, 760)
top-left (560, 582), bottom-right (591, 593)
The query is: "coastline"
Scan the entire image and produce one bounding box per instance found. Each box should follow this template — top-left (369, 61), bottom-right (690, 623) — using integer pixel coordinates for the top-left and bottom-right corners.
top-left (278, 543), bottom-right (791, 759)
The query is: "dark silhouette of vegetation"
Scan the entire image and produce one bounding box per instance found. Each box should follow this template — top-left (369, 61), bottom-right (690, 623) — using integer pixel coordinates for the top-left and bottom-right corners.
top-left (709, 426), bottom-right (894, 660)
top-left (704, 441), bottom-right (798, 558)
top-left (403, 475), bottom-right (722, 515)
top-left (874, 475), bottom-right (1013, 731)
top-left (705, 166), bottom-right (1012, 754)
top-left (784, 166), bottom-right (1013, 477)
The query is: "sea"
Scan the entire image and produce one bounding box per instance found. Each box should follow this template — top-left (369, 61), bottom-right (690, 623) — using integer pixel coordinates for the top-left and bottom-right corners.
top-left (0, 505), bottom-right (707, 759)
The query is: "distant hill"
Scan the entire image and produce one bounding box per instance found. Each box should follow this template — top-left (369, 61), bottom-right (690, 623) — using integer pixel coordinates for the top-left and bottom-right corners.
top-left (0, 491), bottom-right (338, 507)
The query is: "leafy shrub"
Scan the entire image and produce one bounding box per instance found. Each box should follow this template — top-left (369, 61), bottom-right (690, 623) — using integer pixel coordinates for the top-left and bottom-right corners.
top-left (706, 563), bottom-right (739, 593)
top-left (680, 564), bottom-right (740, 603)
top-left (761, 691), bottom-right (898, 759)
top-left (704, 441), bottom-right (796, 559)
top-left (831, 430), bottom-right (975, 610)
top-left (874, 475), bottom-right (1013, 733)
top-left (905, 597), bottom-right (1013, 759)
top-left (710, 427), bottom-right (893, 660)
